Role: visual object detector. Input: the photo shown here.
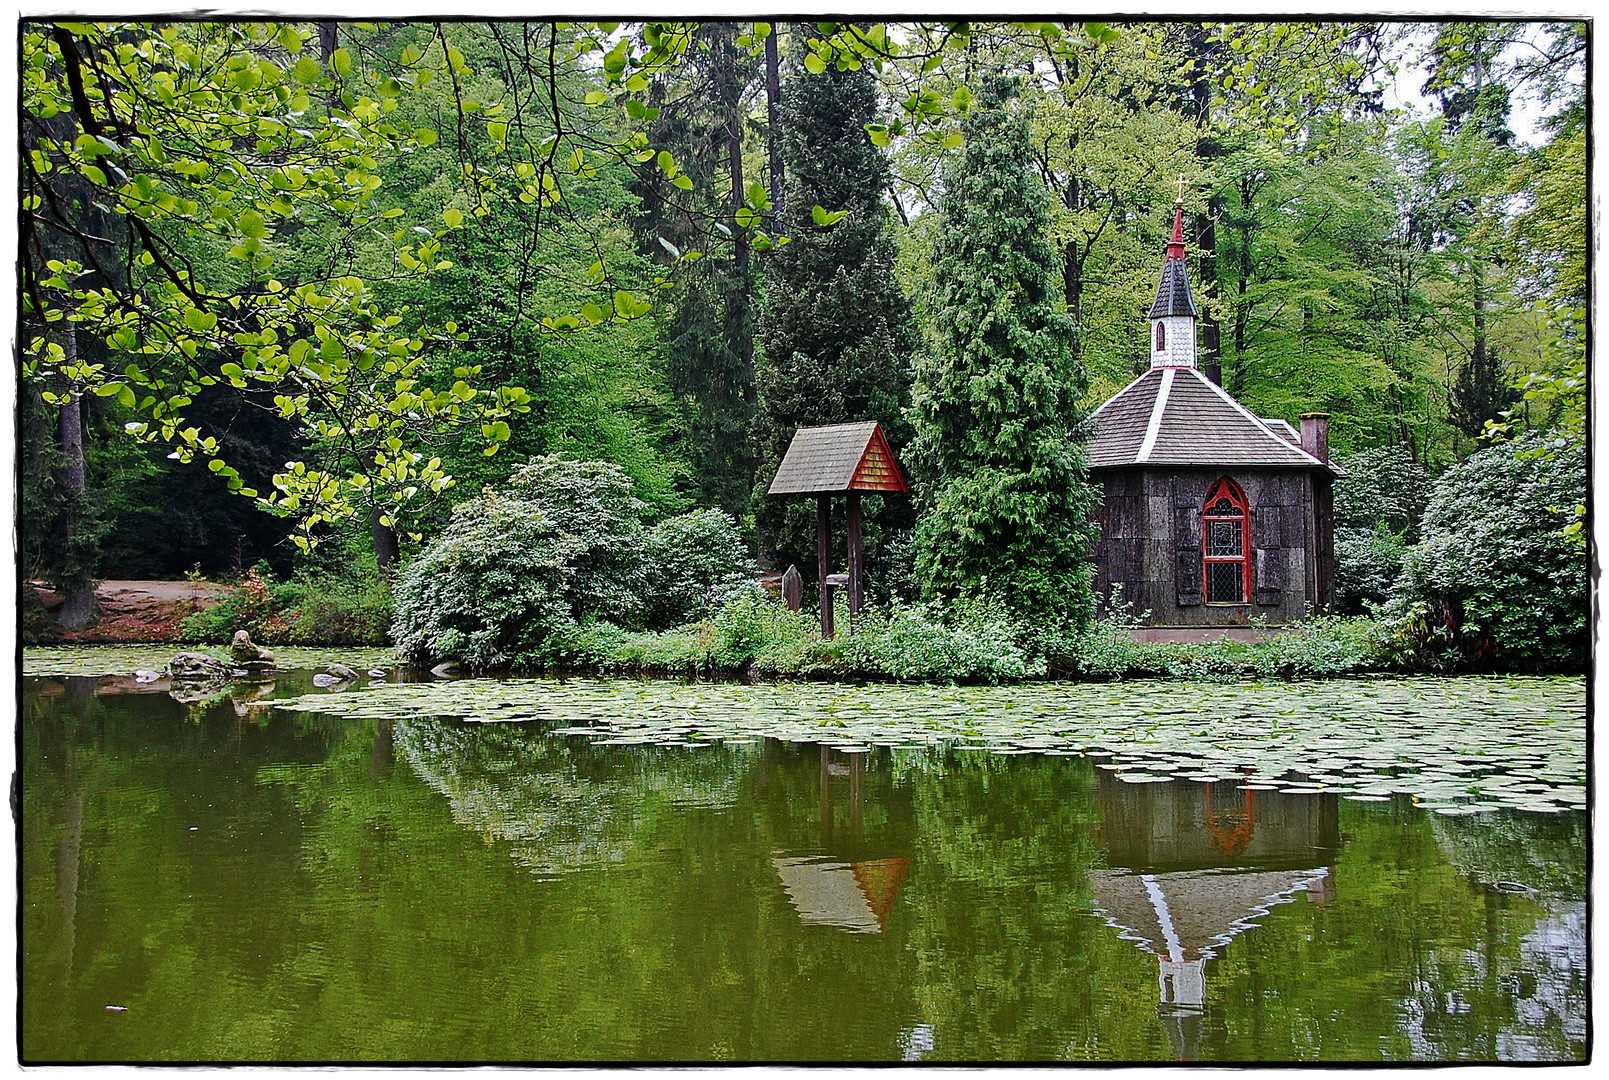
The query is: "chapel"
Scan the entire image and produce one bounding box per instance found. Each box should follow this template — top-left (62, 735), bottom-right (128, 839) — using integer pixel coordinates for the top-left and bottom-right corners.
top-left (1085, 197), bottom-right (1342, 629)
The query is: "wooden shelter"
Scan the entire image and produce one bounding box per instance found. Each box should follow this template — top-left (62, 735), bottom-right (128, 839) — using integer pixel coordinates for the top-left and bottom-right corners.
top-left (767, 421), bottom-right (908, 636)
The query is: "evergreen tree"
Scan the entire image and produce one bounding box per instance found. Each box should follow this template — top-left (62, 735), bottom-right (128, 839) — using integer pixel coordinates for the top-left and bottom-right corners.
top-left (1449, 345), bottom-right (1519, 439)
top-left (908, 74), bottom-right (1097, 629)
top-left (754, 55), bottom-right (914, 575)
top-left (630, 22), bottom-right (760, 517)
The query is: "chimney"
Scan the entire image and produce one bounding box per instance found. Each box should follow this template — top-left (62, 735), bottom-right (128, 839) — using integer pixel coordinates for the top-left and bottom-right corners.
top-left (1299, 413), bottom-right (1329, 464)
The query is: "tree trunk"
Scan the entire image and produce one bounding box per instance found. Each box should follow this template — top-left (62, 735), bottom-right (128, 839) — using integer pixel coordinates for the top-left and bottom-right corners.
top-left (1471, 255), bottom-right (1488, 390)
top-left (1195, 212), bottom-right (1222, 385)
top-left (725, 35), bottom-right (755, 413)
top-left (370, 504), bottom-right (399, 583)
top-left (317, 21), bottom-right (338, 61)
top-left (1063, 242), bottom-right (1086, 366)
top-left (56, 324), bottom-right (96, 630)
top-left (764, 28), bottom-right (784, 225)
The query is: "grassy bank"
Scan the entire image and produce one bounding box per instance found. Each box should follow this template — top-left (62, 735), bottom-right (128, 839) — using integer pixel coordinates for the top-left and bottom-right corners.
top-left (482, 593), bottom-right (1393, 684)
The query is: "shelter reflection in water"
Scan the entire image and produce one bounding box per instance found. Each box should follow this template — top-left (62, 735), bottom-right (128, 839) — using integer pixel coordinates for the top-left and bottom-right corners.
top-left (1090, 772), bottom-right (1340, 1059)
top-left (765, 744), bottom-right (913, 935)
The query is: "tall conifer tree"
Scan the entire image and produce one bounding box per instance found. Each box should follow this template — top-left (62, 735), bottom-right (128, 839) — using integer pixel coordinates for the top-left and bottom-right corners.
top-left (754, 56), bottom-right (914, 575)
top-left (909, 74), bottom-right (1097, 628)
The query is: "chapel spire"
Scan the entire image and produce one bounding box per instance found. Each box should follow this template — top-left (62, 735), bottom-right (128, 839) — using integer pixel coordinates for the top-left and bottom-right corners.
top-left (1148, 184), bottom-right (1198, 368)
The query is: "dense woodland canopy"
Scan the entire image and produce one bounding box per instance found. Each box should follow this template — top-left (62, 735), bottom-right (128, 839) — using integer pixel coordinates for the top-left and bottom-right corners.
top-left (20, 19), bottom-right (1587, 656)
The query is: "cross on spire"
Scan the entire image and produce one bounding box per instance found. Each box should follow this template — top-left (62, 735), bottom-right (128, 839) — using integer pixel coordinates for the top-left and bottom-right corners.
top-left (1175, 173), bottom-right (1188, 204)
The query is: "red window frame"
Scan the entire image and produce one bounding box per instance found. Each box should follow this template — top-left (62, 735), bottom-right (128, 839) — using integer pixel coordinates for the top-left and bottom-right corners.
top-left (1202, 477), bottom-right (1250, 605)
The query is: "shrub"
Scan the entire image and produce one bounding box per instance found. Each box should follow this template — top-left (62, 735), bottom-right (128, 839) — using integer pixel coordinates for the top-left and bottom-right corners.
top-left (393, 457), bottom-right (758, 668)
top-left (708, 589), bottom-right (818, 673)
top-left (1332, 446), bottom-right (1431, 613)
top-left (391, 486), bottom-right (589, 669)
top-left (1334, 526), bottom-right (1409, 614)
top-left (1386, 435), bottom-right (1587, 670)
top-left (837, 597), bottom-right (1042, 683)
top-left (178, 568), bottom-right (393, 645)
top-left (641, 509), bottom-right (755, 630)
top-left (179, 568), bottom-right (299, 643)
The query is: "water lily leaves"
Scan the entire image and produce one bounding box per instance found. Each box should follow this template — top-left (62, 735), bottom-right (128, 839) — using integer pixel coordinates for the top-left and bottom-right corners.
top-left (206, 670), bottom-right (1593, 814)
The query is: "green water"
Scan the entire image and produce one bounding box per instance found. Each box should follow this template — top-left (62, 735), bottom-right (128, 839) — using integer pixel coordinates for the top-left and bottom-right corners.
top-left (20, 665), bottom-right (1586, 1062)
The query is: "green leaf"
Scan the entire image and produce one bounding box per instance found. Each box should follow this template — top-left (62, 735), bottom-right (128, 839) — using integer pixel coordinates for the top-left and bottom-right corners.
top-left (443, 207), bottom-right (464, 228)
top-left (811, 204), bottom-right (845, 228)
top-left (293, 56), bottom-right (320, 84)
top-left (329, 47), bottom-right (352, 78)
top-left (239, 209), bottom-right (268, 238)
top-left (804, 52), bottom-right (826, 75)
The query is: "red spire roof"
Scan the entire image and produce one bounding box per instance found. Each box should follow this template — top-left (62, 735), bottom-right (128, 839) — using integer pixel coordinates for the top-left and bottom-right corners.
top-left (1166, 200), bottom-right (1186, 261)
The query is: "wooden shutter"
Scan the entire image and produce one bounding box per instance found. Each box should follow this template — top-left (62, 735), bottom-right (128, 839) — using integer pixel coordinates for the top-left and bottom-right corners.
top-left (1174, 501), bottom-right (1202, 606)
top-left (1254, 547), bottom-right (1284, 606)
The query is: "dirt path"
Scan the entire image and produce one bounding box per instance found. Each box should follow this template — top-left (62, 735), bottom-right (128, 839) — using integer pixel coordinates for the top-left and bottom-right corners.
top-left (27, 579), bottom-right (236, 644)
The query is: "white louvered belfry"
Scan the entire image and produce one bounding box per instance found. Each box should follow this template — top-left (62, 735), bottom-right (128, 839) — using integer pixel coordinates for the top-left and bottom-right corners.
top-left (1149, 199), bottom-right (1199, 370)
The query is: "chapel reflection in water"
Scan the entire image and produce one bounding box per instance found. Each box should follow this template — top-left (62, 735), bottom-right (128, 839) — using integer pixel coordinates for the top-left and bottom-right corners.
top-left (1089, 772), bottom-right (1340, 1060)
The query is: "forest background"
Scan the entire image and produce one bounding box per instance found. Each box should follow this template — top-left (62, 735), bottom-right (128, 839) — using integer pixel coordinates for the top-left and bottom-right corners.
top-left (15, 17), bottom-right (1589, 675)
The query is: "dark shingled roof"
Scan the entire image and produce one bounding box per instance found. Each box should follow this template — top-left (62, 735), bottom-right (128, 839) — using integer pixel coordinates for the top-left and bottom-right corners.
top-left (1088, 367), bottom-right (1340, 473)
top-left (1148, 258), bottom-right (1198, 319)
top-left (769, 421), bottom-right (907, 495)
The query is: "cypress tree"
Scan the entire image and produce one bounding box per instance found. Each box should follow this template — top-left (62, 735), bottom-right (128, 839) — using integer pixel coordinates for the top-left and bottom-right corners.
top-left (908, 74), bottom-right (1098, 629)
top-left (754, 56), bottom-right (914, 575)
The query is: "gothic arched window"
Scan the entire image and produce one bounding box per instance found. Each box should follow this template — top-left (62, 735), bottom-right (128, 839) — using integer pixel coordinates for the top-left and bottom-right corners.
top-left (1154, 321), bottom-right (1167, 352)
top-left (1202, 477), bottom-right (1249, 604)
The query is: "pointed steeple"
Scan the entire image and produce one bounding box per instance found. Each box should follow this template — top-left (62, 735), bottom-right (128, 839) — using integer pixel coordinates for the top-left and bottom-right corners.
top-left (1148, 193), bottom-right (1198, 368)
top-left (1149, 200), bottom-right (1198, 320)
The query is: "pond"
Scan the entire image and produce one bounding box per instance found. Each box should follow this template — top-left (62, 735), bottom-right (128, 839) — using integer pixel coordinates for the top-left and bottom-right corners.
top-left (20, 652), bottom-right (1587, 1063)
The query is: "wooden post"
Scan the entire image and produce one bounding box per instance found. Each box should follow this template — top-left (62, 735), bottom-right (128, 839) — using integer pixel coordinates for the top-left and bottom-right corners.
top-left (846, 491), bottom-right (863, 619)
top-left (819, 744), bottom-right (833, 844)
top-left (849, 750), bottom-right (864, 842)
top-left (817, 494), bottom-right (832, 635)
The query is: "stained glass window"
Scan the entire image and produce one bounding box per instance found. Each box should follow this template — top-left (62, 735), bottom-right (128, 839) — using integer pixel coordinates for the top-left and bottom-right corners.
top-left (1201, 477), bottom-right (1249, 604)
top-left (1208, 519), bottom-right (1242, 557)
top-left (1155, 321), bottom-right (1166, 351)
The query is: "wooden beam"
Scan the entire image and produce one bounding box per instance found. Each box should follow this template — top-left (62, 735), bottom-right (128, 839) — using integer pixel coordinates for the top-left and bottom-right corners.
top-left (846, 491), bottom-right (863, 619)
top-left (817, 494), bottom-right (831, 636)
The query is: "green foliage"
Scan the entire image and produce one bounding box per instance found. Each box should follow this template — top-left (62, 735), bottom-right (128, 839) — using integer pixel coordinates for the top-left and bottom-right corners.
top-left (754, 54), bottom-right (916, 575)
top-left (178, 568), bottom-right (393, 646)
top-left (1064, 610), bottom-right (1386, 682)
top-left (908, 74), bottom-right (1097, 629)
top-left (390, 457), bottom-right (648, 668)
top-left (20, 22), bottom-right (533, 549)
top-left (1386, 435), bottom-right (1586, 671)
top-left (641, 509), bottom-right (757, 628)
top-left (834, 598), bottom-right (1041, 682)
top-left (1331, 445), bottom-right (1432, 613)
top-left (392, 457), bottom-right (758, 668)
top-left (1448, 346), bottom-right (1519, 439)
